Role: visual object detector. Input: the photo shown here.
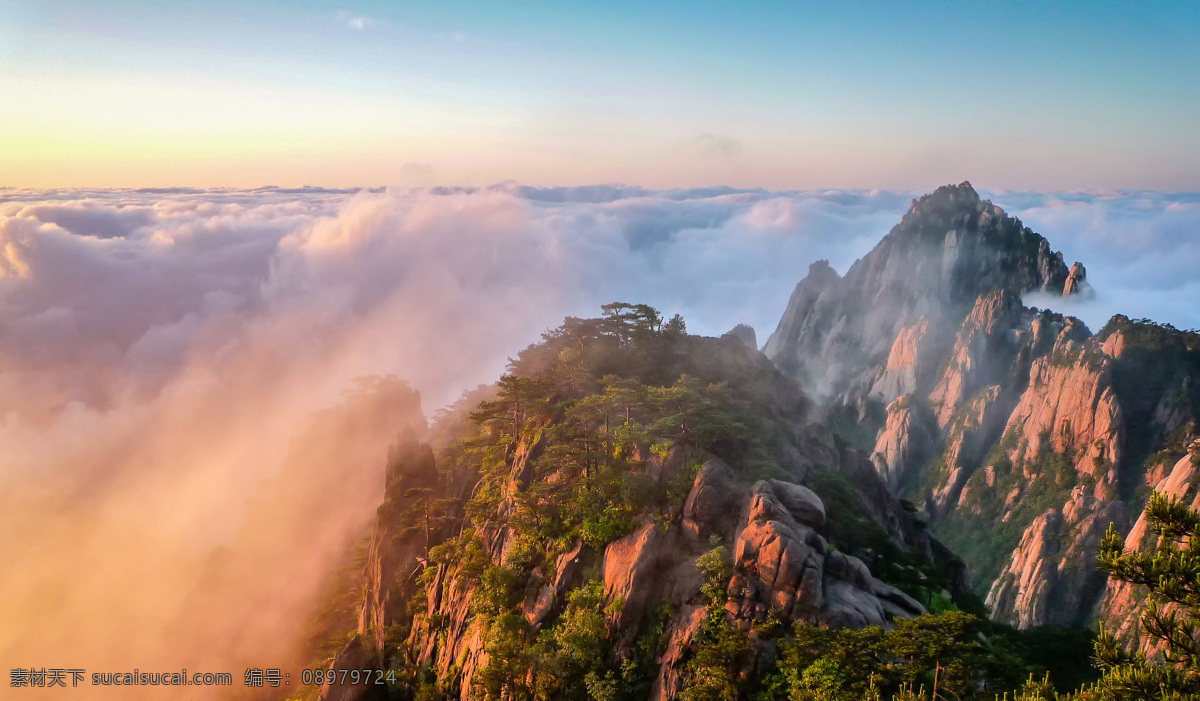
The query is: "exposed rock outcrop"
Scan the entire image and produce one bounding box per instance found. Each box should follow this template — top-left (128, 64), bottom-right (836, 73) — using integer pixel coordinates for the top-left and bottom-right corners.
top-left (764, 182), bottom-right (1076, 397)
top-left (682, 459), bottom-right (741, 541)
top-left (928, 290), bottom-right (1022, 427)
top-left (869, 317), bottom-right (943, 402)
top-left (1063, 262), bottom-right (1091, 297)
top-left (931, 385), bottom-right (1007, 511)
top-left (1004, 348), bottom-right (1122, 488)
top-left (722, 324), bottom-right (758, 351)
top-left (392, 455), bottom-right (939, 701)
top-left (320, 636), bottom-right (388, 701)
top-left (604, 522), bottom-right (672, 642)
top-left (317, 316), bottom-right (966, 701)
top-left (728, 478), bottom-right (923, 629)
top-left (871, 397), bottom-right (936, 491)
top-left (763, 184), bottom-right (1200, 636)
top-left (359, 430), bottom-right (440, 658)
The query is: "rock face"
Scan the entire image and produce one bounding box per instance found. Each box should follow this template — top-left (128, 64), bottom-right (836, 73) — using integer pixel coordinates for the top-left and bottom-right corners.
top-left (681, 459), bottom-right (741, 541)
top-left (763, 182), bottom-right (1200, 637)
top-left (764, 182), bottom-right (1075, 397)
top-left (328, 429), bottom-right (958, 698)
top-left (321, 636), bottom-right (389, 701)
top-left (394, 452), bottom-right (944, 701)
top-left (603, 522), bottom-right (672, 642)
top-left (1063, 262), bottom-right (1091, 297)
top-left (871, 397), bottom-right (936, 491)
top-left (869, 316), bottom-right (943, 403)
top-left (1003, 347), bottom-right (1123, 489)
top-left (359, 430), bottom-right (440, 657)
top-left (950, 317), bottom-right (1193, 631)
top-left (985, 510), bottom-right (1063, 628)
top-left (928, 289), bottom-right (1023, 427)
top-left (728, 479), bottom-right (924, 630)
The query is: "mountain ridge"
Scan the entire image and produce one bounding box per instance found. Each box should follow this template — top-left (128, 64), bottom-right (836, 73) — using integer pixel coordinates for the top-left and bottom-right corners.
top-left (313, 306), bottom-right (985, 700)
top-left (764, 182), bottom-right (1199, 633)
top-left (763, 181), bottom-right (1084, 399)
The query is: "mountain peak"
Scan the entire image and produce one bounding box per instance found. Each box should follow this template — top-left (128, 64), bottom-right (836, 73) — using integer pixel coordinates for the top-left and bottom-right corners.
top-left (764, 182), bottom-right (1082, 395)
top-left (906, 181), bottom-right (982, 216)
top-left (934, 180), bottom-right (980, 202)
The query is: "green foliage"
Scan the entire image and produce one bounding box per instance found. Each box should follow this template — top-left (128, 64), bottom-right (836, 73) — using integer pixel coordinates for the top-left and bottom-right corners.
top-left (620, 599), bottom-right (674, 700)
top-left (1098, 316), bottom-right (1200, 354)
top-left (825, 400), bottom-right (886, 452)
top-left (777, 612), bottom-right (1026, 700)
top-left (794, 658), bottom-right (848, 700)
top-left (934, 435), bottom-right (1082, 603)
top-left (1006, 625), bottom-right (1100, 693)
top-left (697, 546), bottom-right (733, 600)
top-left (532, 580), bottom-right (621, 700)
top-left (1090, 491), bottom-right (1200, 699)
top-left (679, 546), bottom-right (754, 701)
top-left (446, 303), bottom-right (815, 699)
top-left (474, 611), bottom-right (538, 700)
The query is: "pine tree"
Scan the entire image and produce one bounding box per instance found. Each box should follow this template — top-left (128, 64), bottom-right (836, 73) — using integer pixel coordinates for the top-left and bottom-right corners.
top-left (1092, 491), bottom-right (1200, 699)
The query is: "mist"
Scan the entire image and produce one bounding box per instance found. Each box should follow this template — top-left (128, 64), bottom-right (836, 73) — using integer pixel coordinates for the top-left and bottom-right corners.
top-left (1, 183), bottom-right (1196, 697)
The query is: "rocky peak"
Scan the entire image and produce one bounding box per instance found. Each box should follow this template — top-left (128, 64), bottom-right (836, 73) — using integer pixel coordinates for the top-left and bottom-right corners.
top-left (309, 308), bottom-right (983, 701)
top-left (903, 181), bottom-right (981, 218)
top-left (765, 184), bottom-right (1082, 398)
top-left (803, 258), bottom-right (841, 286)
top-left (761, 183), bottom-right (1200, 639)
top-left (722, 324), bottom-right (758, 350)
top-left (1063, 261), bottom-right (1091, 297)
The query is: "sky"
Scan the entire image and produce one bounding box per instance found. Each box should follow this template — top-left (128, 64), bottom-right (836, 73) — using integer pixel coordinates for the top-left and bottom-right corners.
top-left (3, 0), bottom-right (1199, 189)
top-left (2, 2), bottom-right (1200, 691)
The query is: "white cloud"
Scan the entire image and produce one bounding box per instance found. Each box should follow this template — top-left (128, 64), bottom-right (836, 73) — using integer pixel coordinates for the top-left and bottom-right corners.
top-left (993, 189), bottom-right (1200, 331)
top-left (691, 132), bottom-right (744, 158)
top-left (338, 11), bottom-right (374, 30)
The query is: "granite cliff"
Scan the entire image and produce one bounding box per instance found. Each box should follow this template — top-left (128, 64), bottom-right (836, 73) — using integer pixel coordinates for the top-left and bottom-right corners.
top-left (764, 182), bottom-right (1200, 639)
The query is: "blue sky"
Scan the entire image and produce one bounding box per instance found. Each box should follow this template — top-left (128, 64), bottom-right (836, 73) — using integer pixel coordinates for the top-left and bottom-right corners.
top-left (2, 1), bottom-right (1198, 188)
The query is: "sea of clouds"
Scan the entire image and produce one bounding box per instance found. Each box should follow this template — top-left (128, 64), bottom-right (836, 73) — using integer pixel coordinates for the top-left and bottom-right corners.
top-left (0, 182), bottom-right (1196, 694)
